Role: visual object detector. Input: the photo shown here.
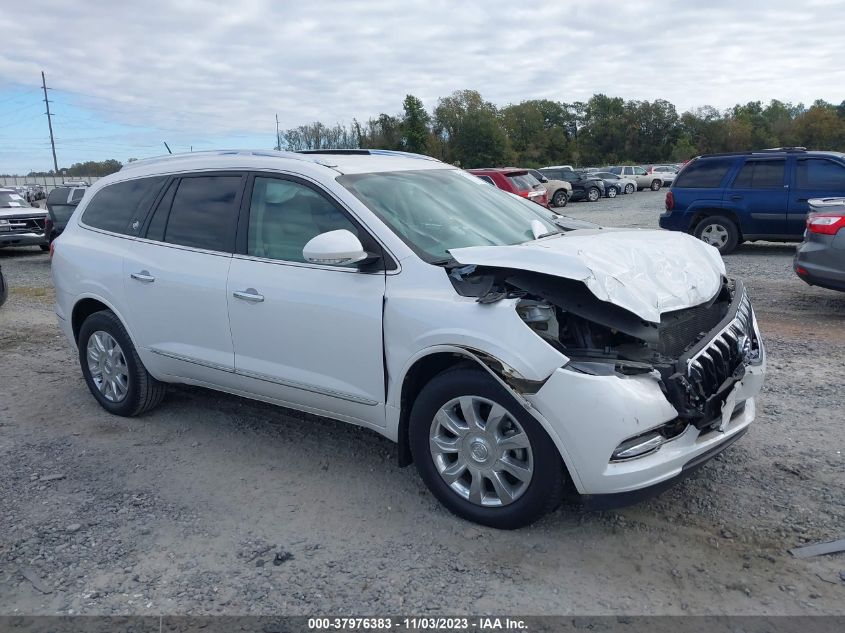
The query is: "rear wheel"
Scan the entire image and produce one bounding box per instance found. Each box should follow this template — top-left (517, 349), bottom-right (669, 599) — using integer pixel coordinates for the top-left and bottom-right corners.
top-left (409, 367), bottom-right (566, 529)
top-left (78, 310), bottom-right (166, 416)
top-left (650, 179), bottom-right (662, 191)
top-left (694, 215), bottom-right (740, 254)
top-left (586, 187), bottom-right (600, 202)
top-left (551, 189), bottom-right (568, 208)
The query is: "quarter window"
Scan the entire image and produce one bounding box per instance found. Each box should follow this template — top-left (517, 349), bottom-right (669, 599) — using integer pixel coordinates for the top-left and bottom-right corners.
top-left (81, 176), bottom-right (167, 235)
top-left (247, 177), bottom-right (360, 264)
top-left (673, 158), bottom-right (735, 188)
top-left (163, 176), bottom-right (242, 252)
top-left (732, 160), bottom-right (785, 189)
top-left (796, 159), bottom-right (845, 189)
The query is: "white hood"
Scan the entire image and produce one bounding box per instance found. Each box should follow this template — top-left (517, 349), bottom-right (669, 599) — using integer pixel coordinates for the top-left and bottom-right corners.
top-left (449, 229), bottom-right (726, 323)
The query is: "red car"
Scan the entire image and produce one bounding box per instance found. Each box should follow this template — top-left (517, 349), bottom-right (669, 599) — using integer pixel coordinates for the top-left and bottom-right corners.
top-left (468, 168), bottom-right (549, 207)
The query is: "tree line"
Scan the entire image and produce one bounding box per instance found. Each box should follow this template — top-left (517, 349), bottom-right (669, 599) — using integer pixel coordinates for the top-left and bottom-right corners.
top-left (282, 91), bottom-right (845, 168)
top-left (12, 92), bottom-right (845, 177)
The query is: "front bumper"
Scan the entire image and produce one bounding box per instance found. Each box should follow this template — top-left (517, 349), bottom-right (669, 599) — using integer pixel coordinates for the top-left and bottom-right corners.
top-left (0, 231), bottom-right (47, 247)
top-left (525, 290), bottom-right (766, 498)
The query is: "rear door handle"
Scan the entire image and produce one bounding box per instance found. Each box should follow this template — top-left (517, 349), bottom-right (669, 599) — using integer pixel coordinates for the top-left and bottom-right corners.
top-left (130, 270), bottom-right (155, 283)
top-left (730, 195), bottom-right (743, 201)
top-left (233, 288), bottom-right (264, 303)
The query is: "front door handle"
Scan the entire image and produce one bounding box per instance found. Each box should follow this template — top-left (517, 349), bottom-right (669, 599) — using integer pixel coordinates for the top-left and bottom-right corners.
top-left (130, 270), bottom-right (155, 283)
top-left (730, 195), bottom-right (743, 201)
top-left (233, 288), bottom-right (264, 303)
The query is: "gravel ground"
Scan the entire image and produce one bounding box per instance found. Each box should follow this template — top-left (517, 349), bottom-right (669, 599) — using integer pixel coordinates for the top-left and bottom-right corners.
top-left (1, 190), bottom-right (843, 616)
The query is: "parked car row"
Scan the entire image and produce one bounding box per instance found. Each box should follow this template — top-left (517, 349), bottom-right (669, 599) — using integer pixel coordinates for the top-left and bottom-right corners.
top-left (0, 185), bottom-right (87, 251)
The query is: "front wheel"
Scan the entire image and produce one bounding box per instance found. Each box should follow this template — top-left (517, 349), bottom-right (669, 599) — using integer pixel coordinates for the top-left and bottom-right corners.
top-left (551, 189), bottom-right (568, 208)
top-left (586, 187), bottom-right (600, 202)
top-left (625, 183), bottom-right (635, 194)
top-left (694, 215), bottom-right (740, 254)
top-left (606, 186), bottom-right (618, 198)
top-left (409, 367), bottom-right (566, 529)
top-left (78, 310), bottom-right (166, 416)
top-left (650, 179), bottom-right (662, 191)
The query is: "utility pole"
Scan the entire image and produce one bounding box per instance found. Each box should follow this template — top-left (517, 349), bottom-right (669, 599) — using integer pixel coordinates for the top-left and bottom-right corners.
top-left (41, 71), bottom-right (58, 174)
top-left (275, 114), bottom-right (281, 151)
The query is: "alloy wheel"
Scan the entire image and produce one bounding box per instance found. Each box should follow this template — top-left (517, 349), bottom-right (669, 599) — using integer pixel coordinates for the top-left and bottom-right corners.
top-left (700, 223), bottom-right (729, 248)
top-left (86, 331), bottom-right (129, 403)
top-left (429, 396), bottom-right (533, 507)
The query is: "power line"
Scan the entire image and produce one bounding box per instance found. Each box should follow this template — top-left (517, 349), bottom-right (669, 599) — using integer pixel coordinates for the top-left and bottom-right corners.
top-left (42, 71), bottom-right (58, 173)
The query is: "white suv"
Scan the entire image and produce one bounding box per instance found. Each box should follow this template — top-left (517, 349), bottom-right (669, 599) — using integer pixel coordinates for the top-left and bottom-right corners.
top-left (52, 149), bottom-right (766, 528)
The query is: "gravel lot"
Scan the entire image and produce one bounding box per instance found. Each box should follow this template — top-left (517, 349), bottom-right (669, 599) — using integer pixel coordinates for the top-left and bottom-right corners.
top-left (1, 189), bottom-right (843, 616)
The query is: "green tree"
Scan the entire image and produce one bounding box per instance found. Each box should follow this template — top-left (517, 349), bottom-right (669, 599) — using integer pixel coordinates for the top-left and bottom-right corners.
top-left (401, 95), bottom-right (430, 154)
top-left (433, 90), bottom-right (510, 167)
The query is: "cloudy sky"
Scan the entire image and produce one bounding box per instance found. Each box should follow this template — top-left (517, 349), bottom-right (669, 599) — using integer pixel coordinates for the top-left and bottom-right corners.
top-left (1, 0), bottom-right (843, 174)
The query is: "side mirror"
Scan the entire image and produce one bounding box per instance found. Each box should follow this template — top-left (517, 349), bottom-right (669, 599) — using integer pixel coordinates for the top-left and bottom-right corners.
top-left (303, 229), bottom-right (370, 266)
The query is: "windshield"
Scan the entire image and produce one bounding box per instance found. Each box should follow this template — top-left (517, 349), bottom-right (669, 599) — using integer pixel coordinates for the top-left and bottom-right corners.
top-left (0, 191), bottom-right (28, 208)
top-left (338, 169), bottom-right (557, 262)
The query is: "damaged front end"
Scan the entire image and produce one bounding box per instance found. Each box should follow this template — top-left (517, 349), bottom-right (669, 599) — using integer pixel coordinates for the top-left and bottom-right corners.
top-left (448, 265), bottom-right (762, 436)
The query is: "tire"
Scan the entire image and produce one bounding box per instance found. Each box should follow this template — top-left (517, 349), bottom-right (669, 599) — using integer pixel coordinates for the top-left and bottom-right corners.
top-left (586, 187), bottom-right (600, 202)
top-left (78, 310), bottom-right (166, 416)
top-left (39, 244), bottom-right (49, 252)
top-left (693, 215), bottom-right (740, 254)
top-left (606, 186), bottom-right (618, 198)
top-left (650, 180), bottom-right (662, 191)
top-left (625, 183), bottom-right (635, 194)
top-left (551, 189), bottom-right (568, 208)
top-left (409, 367), bottom-right (566, 529)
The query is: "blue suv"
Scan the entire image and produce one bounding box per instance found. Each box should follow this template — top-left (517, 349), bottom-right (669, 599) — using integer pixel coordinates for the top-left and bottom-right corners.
top-left (659, 148), bottom-right (845, 253)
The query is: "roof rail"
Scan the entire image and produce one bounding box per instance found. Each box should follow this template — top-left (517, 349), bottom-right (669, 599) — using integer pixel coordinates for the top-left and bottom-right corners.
top-left (297, 149), bottom-right (441, 162)
top-left (697, 147), bottom-right (809, 159)
top-left (119, 149), bottom-right (317, 171)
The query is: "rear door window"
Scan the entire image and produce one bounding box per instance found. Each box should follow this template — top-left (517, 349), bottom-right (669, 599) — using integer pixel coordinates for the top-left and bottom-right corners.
top-left (81, 176), bottom-right (167, 235)
top-left (161, 175), bottom-right (244, 252)
top-left (673, 158), bottom-right (735, 188)
top-left (796, 158), bottom-right (845, 189)
top-left (732, 159), bottom-right (786, 188)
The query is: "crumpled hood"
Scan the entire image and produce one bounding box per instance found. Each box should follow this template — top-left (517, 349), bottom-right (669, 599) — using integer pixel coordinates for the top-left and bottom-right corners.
top-left (449, 228), bottom-right (726, 323)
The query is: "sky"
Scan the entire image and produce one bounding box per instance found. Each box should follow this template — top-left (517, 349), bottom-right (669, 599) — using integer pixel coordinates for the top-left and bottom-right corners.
top-left (1, 0), bottom-right (844, 174)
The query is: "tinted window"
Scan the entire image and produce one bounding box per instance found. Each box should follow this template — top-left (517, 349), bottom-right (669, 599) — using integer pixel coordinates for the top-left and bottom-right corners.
top-left (796, 159), bottom-right (845, 189)
top-left (507, 174), bottom-right (534, 191)
top-left (539, 169), bottom-right (563, 180)
top-left (673, 158), bottom-right (735, 188)
top-left (47, 187), bottom-right (71, 205)
top-left (247, 177), bottom-right (360, 264)
top-left (145, 180), bottom-right (177, 242)
top-left (477, 175), bottom-right (496, 186)
top-left (732, 160), bottom-right (785, 189)
top-left (71, 188), bottom-right (86, 202)
top-left (81, 176), bottom-right (167, 235)
top-left (162, 176), bottom-right (241, 252)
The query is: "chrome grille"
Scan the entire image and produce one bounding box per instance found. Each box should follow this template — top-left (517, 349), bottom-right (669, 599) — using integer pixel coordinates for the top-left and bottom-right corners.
top-left (685, 291), bottom-right (755, 405)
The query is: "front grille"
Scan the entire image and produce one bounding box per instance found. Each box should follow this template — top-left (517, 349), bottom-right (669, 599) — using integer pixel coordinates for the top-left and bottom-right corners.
top-left (3, 216), bottom-right (45, 234)
top-left (658, 300), bottom-right (727, 357)
top-left (662, 283), bottom-right (759, 429)
top-left (685, 291), bottom-right (756, 413)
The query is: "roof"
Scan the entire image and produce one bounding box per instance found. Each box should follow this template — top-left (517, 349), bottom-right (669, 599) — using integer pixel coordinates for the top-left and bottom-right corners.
top-left (118, 148), bottom-right (448, 179)
top-left (466, 167), bottom-right (528, 175)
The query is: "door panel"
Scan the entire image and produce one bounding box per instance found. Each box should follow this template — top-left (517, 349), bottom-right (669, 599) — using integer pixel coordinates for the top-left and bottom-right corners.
top-left (789, 157), bottom-right (845, 236)
top-left (727, 159), bottom-right (788, 236)
top-left (227, 258), bottom-right (386, 425)
top-left (227, 173), bottom-right (386, 427)
top-left (123, 242), bottom-right (234, 375)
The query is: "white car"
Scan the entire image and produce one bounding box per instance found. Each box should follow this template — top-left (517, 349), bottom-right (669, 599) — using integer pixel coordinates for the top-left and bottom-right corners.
top-left (51, 149), bottom-right (766, 529)
top-left (608, 166), bottom-right (664, 191)
top-left (649, 165), bottom-right (678, 185)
